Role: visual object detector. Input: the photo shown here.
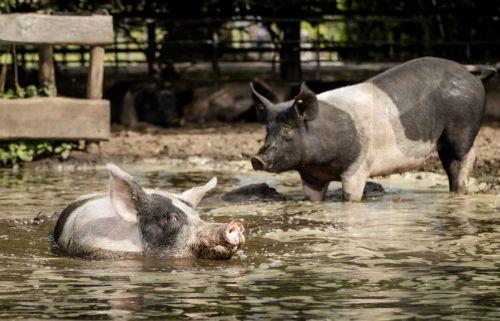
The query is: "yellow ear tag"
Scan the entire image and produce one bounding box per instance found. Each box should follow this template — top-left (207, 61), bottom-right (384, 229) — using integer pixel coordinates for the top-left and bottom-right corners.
top-left (297, 99), bottom-right (303, 105)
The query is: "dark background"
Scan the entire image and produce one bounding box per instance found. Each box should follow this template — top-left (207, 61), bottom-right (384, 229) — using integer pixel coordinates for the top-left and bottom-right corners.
top-left (4, 0), bottom-right (500, 82)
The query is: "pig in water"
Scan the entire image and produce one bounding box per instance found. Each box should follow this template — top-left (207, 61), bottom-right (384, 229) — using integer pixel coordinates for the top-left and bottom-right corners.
top-left (53, 164), bottom-right (245, 259)
top-left (250, 57), bottom-right (488, 201)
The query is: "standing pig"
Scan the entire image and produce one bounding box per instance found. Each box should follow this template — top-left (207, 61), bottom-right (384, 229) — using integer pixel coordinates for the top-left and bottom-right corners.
top-left (250, 57), bottom-right (487, 201)
top-left (53, 164), bottom-right (245, 259)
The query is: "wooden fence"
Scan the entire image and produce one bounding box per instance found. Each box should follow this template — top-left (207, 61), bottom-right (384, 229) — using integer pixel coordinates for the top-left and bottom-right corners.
top-left (0, 14), bottom-right (113, 141)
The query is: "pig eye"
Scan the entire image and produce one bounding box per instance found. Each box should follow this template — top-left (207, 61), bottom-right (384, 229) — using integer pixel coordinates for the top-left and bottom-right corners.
top-left (167, 213), bottom-right (179, 222)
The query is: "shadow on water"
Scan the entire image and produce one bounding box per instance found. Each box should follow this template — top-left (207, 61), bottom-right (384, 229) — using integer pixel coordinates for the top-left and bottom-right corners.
top-left (0, 166), bottom-right (498, 320)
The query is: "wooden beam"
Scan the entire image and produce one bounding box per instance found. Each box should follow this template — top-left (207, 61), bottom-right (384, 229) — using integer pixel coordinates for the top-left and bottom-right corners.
top-left (38, 45), bottom-right (56, 96)
top-left (0, 14), bottom-right (113, 45)
top-left (0, 97), bottom-right (110, 140)
top-left (87, 46), bottom-right (105, 99)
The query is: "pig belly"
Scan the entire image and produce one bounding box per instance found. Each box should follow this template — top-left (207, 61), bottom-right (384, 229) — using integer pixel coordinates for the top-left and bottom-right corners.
top-left (369, 143), bottom-right (435, 177)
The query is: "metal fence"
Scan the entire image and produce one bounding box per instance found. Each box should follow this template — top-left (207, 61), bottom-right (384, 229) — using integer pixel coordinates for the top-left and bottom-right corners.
top-left (3, 15), bottom-right (500, 70)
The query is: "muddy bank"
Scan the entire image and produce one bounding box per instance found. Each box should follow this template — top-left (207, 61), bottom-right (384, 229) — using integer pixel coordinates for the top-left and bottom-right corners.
top-left (22, 121), bottom-right (500, 193)
top-left (101, 123), bottom-right (263, 161)
top-left (23, 122), bottom-right (263, 171)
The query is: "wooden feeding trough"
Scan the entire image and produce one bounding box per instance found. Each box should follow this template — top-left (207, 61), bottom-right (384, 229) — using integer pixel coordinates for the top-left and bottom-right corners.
top-left (0, 14), bottom-right (113, 142)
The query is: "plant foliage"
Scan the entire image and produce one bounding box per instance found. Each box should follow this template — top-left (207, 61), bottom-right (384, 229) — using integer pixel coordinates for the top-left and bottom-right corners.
top-left (0, 84), bottom-right (53, 99)
top-left (0, 141), bottom-right (73, 166)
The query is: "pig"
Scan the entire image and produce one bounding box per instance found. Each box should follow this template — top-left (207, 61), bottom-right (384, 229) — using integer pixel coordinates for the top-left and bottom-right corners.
top-left (250, 57), bottom-right (487, 201)
top-left (106, 82), bottom-right (181, 127)
top-left (53, 164), bottom-right (245, 260)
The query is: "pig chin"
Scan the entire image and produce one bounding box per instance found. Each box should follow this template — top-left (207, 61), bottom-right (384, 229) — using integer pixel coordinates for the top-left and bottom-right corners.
top-left (265, 159), bottom-right (298, 173)
top-left (252, 154), bottom-right (295, 173)
top-left (192, 243), bottom-right (242, 260)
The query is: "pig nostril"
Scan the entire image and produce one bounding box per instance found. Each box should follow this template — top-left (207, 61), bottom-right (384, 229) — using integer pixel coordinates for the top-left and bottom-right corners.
top-left (251, 156), bottom-right (266, 171)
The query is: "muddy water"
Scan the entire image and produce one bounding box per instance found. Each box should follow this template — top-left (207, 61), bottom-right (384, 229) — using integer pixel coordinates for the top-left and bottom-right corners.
top-left (0, 165), bottom-right (498, 320)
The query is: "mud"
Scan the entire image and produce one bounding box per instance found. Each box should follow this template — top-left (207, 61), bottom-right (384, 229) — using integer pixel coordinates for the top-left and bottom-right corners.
top-left (222, 183), bottom-right (287, 202)
top-left (222, 181), bottom-right (386, 202)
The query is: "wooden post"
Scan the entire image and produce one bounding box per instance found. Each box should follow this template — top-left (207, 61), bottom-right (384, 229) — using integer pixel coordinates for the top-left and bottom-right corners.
top-left (12, 46), bottom-right (21, 92)
top-left (86, 46), bottom-right (106, 151)
top-left (146, 21), bottom-right (158, 78)
top-left (86, 141), bottom-right (100, 154)
top-left (38, 44), bottom-right (56, 96)
top-left (87, 46), bottom-right (105, 99)
top-left (0, 46), bottom-right (9, 92)
top-left (211, 29), bottom-right (221, 86)
top-left (278, 20), bottom-right (302, 82)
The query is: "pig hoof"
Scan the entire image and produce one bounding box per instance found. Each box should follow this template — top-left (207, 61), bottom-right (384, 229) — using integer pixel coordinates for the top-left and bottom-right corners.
top-left (363, 182), bottom-right (385, 198)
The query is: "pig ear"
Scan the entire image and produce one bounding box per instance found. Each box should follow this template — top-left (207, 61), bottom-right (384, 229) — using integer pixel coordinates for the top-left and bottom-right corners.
top-left (250, 80), bottom-right (276, 112)
top-left (251, 79), bottom-right (278, 103)
top-left (107, 163), bottom-right (147, 223)
top-left (293, 82), bottom-right (318, 121)
top-left (179, 177), bottom-right (217, 207)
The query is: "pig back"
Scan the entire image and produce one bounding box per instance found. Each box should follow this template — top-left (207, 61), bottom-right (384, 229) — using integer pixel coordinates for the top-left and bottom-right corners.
top-left (55, 197), bottom-right (143, 257)
top-left (369, 57), bottom-right (485, 144)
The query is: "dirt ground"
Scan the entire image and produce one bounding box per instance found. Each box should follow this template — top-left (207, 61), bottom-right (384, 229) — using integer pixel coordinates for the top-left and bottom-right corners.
top-left (99, 122), bottom-right (265, 161)
top-left (29, 121), bottom-right (500, 193)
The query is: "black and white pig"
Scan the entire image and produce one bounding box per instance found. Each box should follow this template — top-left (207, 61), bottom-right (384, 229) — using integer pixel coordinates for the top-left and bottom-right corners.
top-left (250, 57), bottom-right (487, 201)
top-left (53, 164), bottom-right (245, 259)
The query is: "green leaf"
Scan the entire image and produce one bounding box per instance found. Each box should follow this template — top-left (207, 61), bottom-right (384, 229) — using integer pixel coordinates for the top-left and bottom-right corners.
top-left (16, 88), bottom-right (26, 99)
top-left (0, 84), bottom-right (53, 99)
top-left (25, 85), bottom-right (38, 98)
top-left (39, 85), bottom-right (53, 97)
top-left (0, 141), bottom-right (74, 167)
top-left (4, 89), bottom-right (15, 99)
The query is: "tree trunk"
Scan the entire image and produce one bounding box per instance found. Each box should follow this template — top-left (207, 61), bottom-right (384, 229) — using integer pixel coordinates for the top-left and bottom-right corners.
top-left (278, 21), bottom-right (302, 82)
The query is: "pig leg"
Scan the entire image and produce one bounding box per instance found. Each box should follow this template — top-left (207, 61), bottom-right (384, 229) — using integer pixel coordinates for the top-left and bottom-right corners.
top-left (341, 172), bottom-right (368, 202)
top-left (456, 148), bottom-right (476, 194)
top-left (438, 124), bottom-right (478, 194)
top-left (300, 175), bottom-right (329, 201)
top-left (439, 146), bottom-right (475, 194)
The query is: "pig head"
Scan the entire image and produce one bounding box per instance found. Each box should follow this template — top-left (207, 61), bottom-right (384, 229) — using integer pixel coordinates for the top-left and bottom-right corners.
top-left (250, 80), bottom-right (361, 202)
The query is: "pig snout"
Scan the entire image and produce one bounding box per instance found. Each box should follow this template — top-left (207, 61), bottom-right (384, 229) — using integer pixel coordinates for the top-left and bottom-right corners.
top-left (251, 155), bottom-right (267, 171)
top-left (223, 219), bottom-right (246, 246)
top-left (194, 219), bottom-right (246, 260)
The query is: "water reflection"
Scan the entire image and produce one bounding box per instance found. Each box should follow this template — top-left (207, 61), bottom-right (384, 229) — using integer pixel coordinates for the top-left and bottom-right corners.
top-left (0, 166), bottom-right (498, 320)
